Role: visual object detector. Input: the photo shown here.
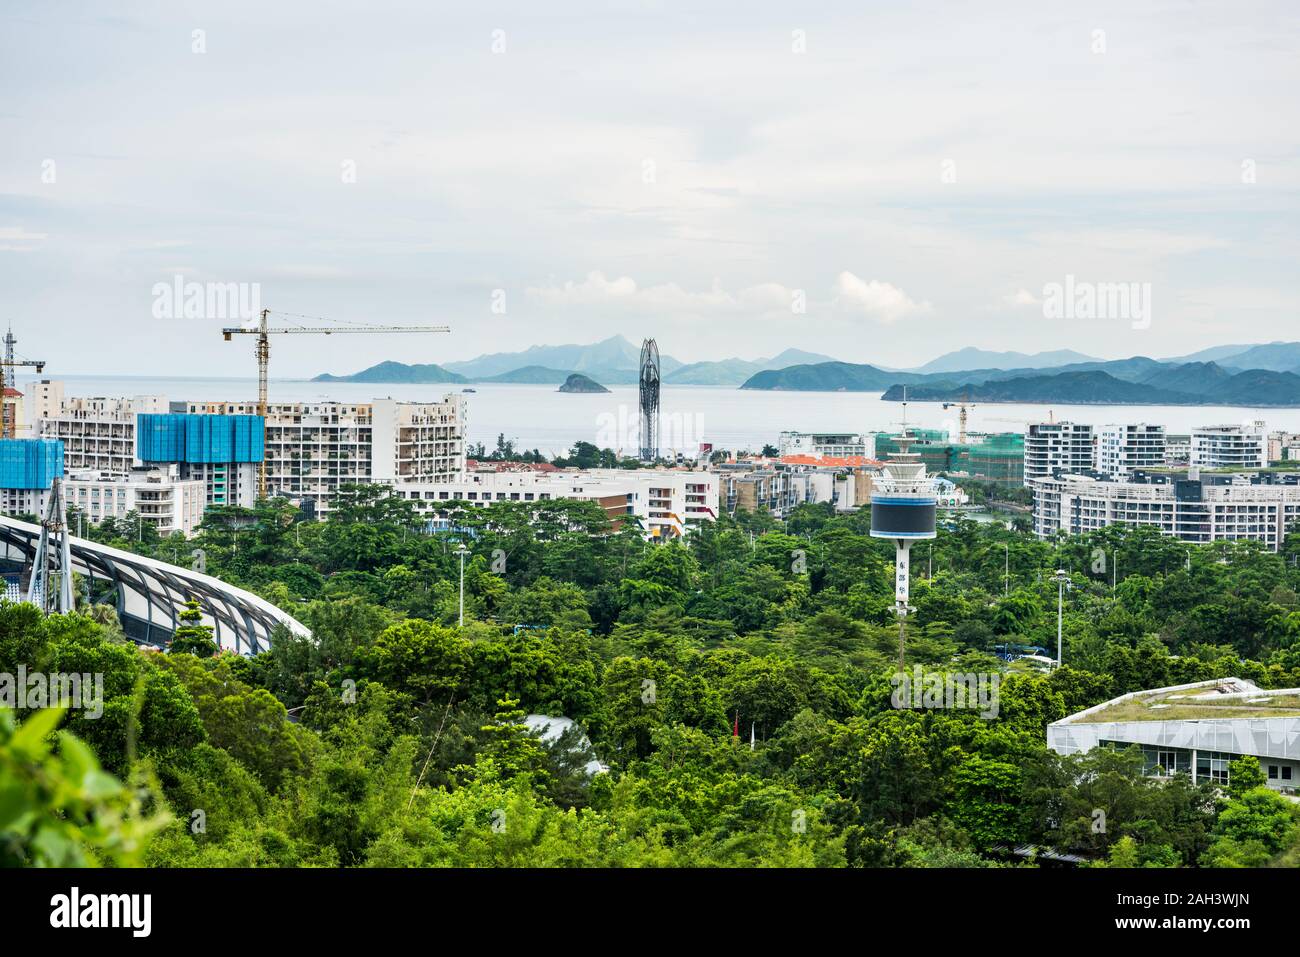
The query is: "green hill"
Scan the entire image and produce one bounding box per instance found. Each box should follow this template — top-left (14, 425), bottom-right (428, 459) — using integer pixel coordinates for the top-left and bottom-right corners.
top-left (557, 373), bottom-right (610, 394)
top-left (740, 362), bottom-right (933, 391)
top-left (313, 361), bottom-right (467, 384)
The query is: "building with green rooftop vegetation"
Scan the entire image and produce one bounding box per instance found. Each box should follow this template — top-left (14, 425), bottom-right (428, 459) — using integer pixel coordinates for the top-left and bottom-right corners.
top-left (1048, 678), bottom-right (1300, 792)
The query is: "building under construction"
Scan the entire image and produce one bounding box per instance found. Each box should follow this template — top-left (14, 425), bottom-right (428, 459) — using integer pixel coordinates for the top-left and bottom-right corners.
top-left (873, 430), bottom-right (1024, 486)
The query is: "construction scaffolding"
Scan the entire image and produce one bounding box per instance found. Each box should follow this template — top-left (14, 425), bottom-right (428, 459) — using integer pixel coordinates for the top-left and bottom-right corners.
top-left (873, 430), bottom-right (1024, 486)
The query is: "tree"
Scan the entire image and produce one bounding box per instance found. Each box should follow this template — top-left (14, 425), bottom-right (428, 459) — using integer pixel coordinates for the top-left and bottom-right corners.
top-left (472, 697), bottom-right (550, 788)
top-left (1227, 755), bottom-right (1266, 799)
top-left (1202, 787), bottom-right (1300, 866)
top-left (357, 619), bottom-right (471, 701)
top-left (169, 598), bottom-right (218, 657)
top-left (0, 708), bottom-right (168, 866)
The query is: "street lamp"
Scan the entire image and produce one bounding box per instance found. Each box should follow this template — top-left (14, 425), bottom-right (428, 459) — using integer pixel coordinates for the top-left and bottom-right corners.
top-left (455, 543), bottom-right (469, 628)
top-left (1052, 568), bottom-right (1073, 668)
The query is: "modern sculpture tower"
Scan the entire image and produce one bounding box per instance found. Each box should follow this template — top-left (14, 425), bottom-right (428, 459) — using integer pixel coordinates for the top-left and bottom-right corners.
top-left (869, 404), bottom-right (937, 660)
top-left (638, 338), bottom-right (660, 462)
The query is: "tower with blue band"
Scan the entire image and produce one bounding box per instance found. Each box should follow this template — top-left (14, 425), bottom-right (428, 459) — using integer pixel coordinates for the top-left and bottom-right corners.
top-left (870, 396), bottom-right (937, 617)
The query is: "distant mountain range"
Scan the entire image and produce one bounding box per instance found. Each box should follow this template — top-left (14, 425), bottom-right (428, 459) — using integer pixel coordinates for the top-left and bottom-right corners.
top-left (1165, 341), bottom-right (1300, 372)
top-left (313, 336), bottom-right (838, 386)
top-left (312, 337), bottom-right (1300, 405)
top-left (909, 347), bottom-right (1098, 374)
top-left (757, 358), bottom-right (1300, 407)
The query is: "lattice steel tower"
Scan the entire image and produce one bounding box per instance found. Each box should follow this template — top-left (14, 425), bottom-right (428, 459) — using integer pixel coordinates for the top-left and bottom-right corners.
top-left (26, 477), bottom-right (74, 615)
top-left (638, 338), bottom-right (660, 462)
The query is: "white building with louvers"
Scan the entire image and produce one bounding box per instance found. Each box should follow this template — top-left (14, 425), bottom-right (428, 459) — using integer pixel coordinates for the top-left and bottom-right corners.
top-left (1048, 678), bottom-right (1300, 793)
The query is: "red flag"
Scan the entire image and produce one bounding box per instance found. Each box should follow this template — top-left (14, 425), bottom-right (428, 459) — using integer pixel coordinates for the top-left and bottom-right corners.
top-left (733, 712), bottom-right (739, 737)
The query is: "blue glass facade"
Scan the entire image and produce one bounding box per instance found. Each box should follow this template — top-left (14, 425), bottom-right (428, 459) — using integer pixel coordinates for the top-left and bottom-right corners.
top-left (137, 414), bottom-right (264, 464)
top-left (0, 438), bottom-right (64, 489)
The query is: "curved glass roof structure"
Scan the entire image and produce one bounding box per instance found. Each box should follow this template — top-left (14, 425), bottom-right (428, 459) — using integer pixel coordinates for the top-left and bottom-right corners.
top-left (0, 514), bottom-right (308, 655)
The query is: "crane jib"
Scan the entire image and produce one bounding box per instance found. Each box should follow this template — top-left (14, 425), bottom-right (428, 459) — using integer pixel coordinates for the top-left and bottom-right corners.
top-left (220, 311), bottom-right (450, 500)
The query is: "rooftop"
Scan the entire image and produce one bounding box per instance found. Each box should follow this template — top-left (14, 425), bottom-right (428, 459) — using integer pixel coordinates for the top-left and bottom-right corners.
top-left (1061, 678), bottom-right (1300, 724)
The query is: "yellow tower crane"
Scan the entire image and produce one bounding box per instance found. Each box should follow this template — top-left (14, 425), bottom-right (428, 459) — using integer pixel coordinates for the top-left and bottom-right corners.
top-left (941, 394), bottom-right (975, 444)
top-left (222, 308), bottom-right (450, 500)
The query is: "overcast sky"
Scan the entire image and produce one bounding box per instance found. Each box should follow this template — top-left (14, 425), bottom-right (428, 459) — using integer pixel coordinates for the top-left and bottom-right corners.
top-left (2, 0), bottom-right (1297, 376)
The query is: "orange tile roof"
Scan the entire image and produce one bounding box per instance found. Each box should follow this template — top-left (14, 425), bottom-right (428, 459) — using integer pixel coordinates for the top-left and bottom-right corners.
top-left (779, 454), bottom-right (882, 467)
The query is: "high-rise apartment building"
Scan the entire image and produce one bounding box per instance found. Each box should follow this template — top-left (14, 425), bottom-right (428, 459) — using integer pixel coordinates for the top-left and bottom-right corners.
top-left (0, 437), bottom-right (64, 516)
top-left (136, 413), bottom-right (264, 508)
top-left (183, 396), bottom-right (466, 513)
top-left (37, 394), bottom-right (167, 474)
top-left (1024, 422), bottom-right (1095, 485)
top-left (1191, 423), bottom-right (1268, 470)
top-left (1097, 424), bottom-right (1166, 479)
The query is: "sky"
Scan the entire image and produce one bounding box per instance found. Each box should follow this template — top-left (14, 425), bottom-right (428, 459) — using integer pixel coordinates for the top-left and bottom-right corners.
top-left (1, 0), bottom-right (1298, 376)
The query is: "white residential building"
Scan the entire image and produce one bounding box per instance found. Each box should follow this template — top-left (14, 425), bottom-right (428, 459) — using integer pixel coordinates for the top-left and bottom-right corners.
top-left (63, 467), bottom-right (207, 537)
top-left (777, 431), bottom-right (869, 459)
top-left (392, 467), bottom-right (718, 539)
top-left (1029, 470), bottom-right (1300, 551)
top-left (1023, 422), bottom-right (1095, 485)
top-left (27, 379), bottom-right (65, 426)
top-left (715, 462), bottom-right (876, 516)
top-left (1097, 424), bottom-right (1166, 479)
top-left (1164, 434), bottom-right (1191, 466)
top-left (0, 486), bottom-right (47, 516)
top-left (1191, 422), bottom-right (1267, 470)
top-left (185, 396), bottom-right (466, 513)
top-left (37, 394), bottom-right (167, 474)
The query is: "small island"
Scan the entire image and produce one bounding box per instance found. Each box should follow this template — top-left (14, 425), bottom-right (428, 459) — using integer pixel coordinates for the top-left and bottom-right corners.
top-left (558, 373), bottom-right (610, 394)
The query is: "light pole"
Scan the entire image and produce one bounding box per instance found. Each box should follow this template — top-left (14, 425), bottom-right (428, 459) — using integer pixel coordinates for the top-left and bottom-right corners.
top-left (1004, 542), bottom-right (1009, 596)
top-left (456, 543), bottom-right (469, 628)
top-left (1052, 568), bottom-right (1073, 668)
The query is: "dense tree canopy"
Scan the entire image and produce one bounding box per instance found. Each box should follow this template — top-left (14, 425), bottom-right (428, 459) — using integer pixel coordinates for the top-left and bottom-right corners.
top-left (7, 486), bottom-right (1300, 867)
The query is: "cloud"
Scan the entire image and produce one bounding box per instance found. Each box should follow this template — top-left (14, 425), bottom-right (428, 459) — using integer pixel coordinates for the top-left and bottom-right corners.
top-left (526, 271), bottom-right (639, 306)
top-left (1004, 288), bottom-right (1041, 308)
top-left (526, 271), bottom-right (794, 316)
top-left (832, 272), bottom-right (930, 323)
top-left (0, 226), bottom-right (47, 252)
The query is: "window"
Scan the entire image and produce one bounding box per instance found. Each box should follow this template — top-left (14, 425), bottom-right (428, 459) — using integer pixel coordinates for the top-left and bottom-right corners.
top-left (1285, 767), bottom-right (1294, 782)
top-left (1269, 765), bottom-right (1280, 780)
top-left (1197, 752), bottom-right (1230, 785)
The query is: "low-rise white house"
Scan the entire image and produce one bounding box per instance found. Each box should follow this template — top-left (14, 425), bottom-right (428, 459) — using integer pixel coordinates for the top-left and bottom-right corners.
top-left (393, 467), bottom-right (718, 540)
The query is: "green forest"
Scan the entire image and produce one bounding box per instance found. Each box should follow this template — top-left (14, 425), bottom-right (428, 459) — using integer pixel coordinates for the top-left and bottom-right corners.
top-left (5, 484), bottom-right (1300, 868)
